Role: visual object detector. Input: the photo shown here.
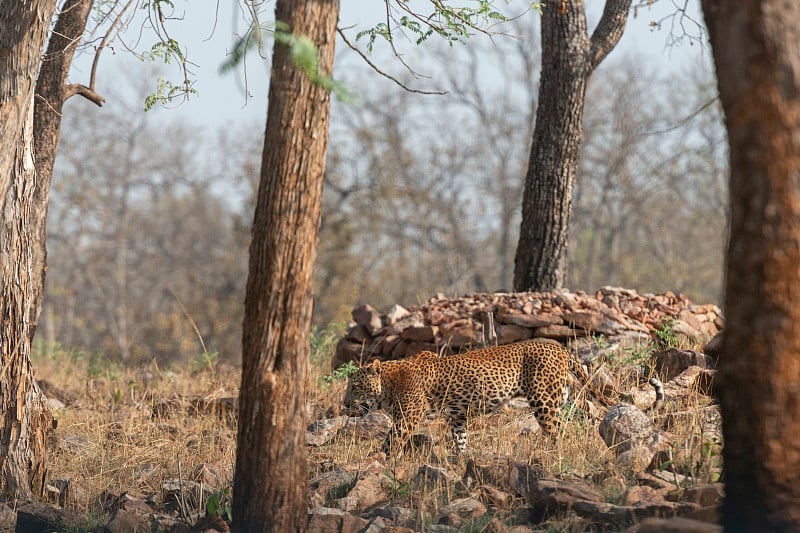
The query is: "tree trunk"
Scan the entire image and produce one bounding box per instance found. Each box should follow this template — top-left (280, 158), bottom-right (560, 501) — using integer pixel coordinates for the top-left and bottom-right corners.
top-left (513, 0), bottom-right (631, 291)
top-left (701, 1), bottom-right (800, 530)
top-left (233, 1), bottom-right (338, 530)
top-left (0, 0), bottom-right (60, 501)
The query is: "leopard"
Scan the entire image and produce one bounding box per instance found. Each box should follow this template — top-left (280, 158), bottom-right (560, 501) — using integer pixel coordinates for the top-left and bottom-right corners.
top-left (344, 340), bottom-right (609, 455)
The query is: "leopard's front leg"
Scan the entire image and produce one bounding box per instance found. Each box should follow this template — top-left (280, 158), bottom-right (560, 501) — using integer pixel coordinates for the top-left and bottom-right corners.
top-left (449, 415), bottom-right (468, 453)
top-left (382, 390), bottom-right (426, 456)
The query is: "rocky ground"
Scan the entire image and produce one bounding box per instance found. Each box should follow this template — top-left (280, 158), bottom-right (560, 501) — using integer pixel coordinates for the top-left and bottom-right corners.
top-left (310, 288), bottom-right (723, 532)
top-left (10, 288), bottom-right (723, 532)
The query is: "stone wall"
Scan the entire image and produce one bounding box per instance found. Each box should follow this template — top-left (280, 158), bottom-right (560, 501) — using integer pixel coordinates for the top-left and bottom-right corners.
top-left (332, 287), bottom-right (723, 370)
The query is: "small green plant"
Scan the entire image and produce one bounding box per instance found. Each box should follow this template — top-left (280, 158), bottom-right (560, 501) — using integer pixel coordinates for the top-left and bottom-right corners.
top-left (83, 353), bottom-right (122, 384)
top-left (205, 488), bottom-right (233, 523)
top-left (654, 317), bottom-right (680, 349)
top-left (191, 351), bottom-right (219, 373)
top-left (385, 472), bottom-right (412, 499)
top-left (310, 322), bottom-right (347, 368)
top-left (592, 333), bottom-right (611, 350)
top-left (317, 361), bottom-right (359, 390)
top-left (609, 340), bottom-right (655, 367)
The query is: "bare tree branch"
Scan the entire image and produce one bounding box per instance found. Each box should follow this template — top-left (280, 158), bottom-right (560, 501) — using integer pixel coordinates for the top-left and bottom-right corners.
top-left (337, 28), bottom-right (446, 95)
top-left (64, 83), bottom-right (106, 105)
top-left (588, 0), bottom-right (633, 71)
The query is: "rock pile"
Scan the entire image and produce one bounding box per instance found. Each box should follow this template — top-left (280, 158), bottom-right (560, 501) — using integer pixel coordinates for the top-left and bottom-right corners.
top-left (333, 287), bottom-right (723, 369)
top-left (312, 287), bottom-right (726, 532)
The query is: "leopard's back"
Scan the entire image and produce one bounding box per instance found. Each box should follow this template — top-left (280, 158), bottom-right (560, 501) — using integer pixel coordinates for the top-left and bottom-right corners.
top-left (346, 341), bottom-right (573, 453)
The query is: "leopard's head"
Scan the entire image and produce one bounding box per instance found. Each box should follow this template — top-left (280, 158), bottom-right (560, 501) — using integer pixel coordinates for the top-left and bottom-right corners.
top-left (344, 359), bottom-right (382, 415)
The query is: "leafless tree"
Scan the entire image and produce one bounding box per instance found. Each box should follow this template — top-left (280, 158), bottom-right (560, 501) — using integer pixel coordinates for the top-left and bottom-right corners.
top-left (513, 0), bottom-right (632, 291)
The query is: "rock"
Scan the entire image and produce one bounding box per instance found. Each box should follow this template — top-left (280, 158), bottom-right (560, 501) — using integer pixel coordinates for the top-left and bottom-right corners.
top-left (341, 412), bottom-right (393, 441)
top-left (352, 304), bottom-right (384, 335)
top-left (0, 503), bottom-right (14, 532)
top-left (481, 485), bottom-right (513, 509)
top-left (309, 469), bottom-right (357, 507)
top-left (385, 304), bottom-right (410, 324)
top-left (60, 433), bottom-right (91, 454)
top-left (665, 484), bottom-right (724, 507)
top-left (337, 290), bottom-right (722, 362)
top-left (191, 514), bottom-right (231, 532)
top-left (38, 379), bottom-right (78, 406)
top-left (330, 471), bottom-right (392, 512)
top-left (442, 324), bottom-right (484, 348)
top-left (563, 311), bottom-right (606, 333)
top-left (46, 397), bottom-right (66, 411)
top-left (15, 500), bottom-right (89, 532)
top-left (616, 445), bottom-right (658, 473)
top-left (463, 454), bottom-right (544, 497)
top-left (45, 477), bottom-right (89, 509)
top-left (667, 366), bottom-right (716, 397)
top-left (332, 338), bottom-right (368, 370)
top-left (495, 324), bottom-right (533, 344)
top-left (400, 341), bottom-right (439, 358)
top-left (496, 311), bottom-right (562, 329)
top-left (366, 506), bottom-right (418, 529)
top-left (345, 324), bottom-right (372, 344)
top-left (702, 331), bottom-right (723, 359)
top-left (573, 499), bottom-right (699, 527)
top-left (437, 497), bottom-right (487, 528)
top-left (192, 462), bottom-right (228, 489)
top-left (97, 509), bottom-right (151, 533)
top-left (532, 324), bottom-right (585, 340)
top-left (385, 312), bottom-right (426, 336)
top-left (414, 464), bottom-right (461, 490)
top-left (307, 416), bottom-right (349, 446)
top-left (653, 349), bottom-right (715, 382)
top-left (307, 508), bottom-right (370, 533)
top-left (628, 517), bottom-right (722, 532)
top-left (161, 479), bottom-right (213, 512)
top-left (598, 403), bottom-right (657, 453)
top-left (527, 477), bottom-right (602, 520)
top-left (513, 413), bottom-right (542, 436)
top-left (623, 485), bottom-right (665, 506)
top-left (426, 525), bottom-right (459, 532)
top-left (400, 325), bottom-right (439, 342)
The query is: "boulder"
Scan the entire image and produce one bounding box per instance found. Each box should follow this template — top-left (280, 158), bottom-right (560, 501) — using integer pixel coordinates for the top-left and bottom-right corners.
top-left (437, 497), bottom-right (487, 528)
top-left (653, 349), bottom-right (715, 382)
top-left (352, 304), bottom-right (383, 335)
top-left (463, 454), bottom-right (544, 497)
top-left (307, 508), bottom-right (370, 533)
top-left (598, 404), bottom-right (656, 453)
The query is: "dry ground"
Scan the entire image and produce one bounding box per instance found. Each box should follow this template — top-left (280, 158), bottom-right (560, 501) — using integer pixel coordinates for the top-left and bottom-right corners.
top-left (31, 328), bottom-right (721, 530)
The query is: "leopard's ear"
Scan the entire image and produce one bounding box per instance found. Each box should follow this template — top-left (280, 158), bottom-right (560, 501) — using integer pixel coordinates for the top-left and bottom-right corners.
top-left (368, 359), bottom-right (381, 374)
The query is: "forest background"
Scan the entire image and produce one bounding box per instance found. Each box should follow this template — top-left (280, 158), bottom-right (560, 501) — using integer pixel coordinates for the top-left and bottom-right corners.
top-left (39, 0), bottom-right (726, 366)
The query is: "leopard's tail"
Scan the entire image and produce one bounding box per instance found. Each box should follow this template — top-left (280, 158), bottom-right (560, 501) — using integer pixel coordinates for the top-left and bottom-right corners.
top-left (647, 376), bottom-right (665, 411)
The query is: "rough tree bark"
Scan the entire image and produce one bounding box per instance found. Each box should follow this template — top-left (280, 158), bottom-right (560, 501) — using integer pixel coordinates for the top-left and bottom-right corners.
top-left (0, 0), bottom-right (61, 501)
top-left (701, 0), bottom-right (800, 530)
top-left (233, 1), bottom-right (338, 530)
top-left (0, 0), bottom-right (96, 501)
top-left (513, 0), bottom-right (631, 291)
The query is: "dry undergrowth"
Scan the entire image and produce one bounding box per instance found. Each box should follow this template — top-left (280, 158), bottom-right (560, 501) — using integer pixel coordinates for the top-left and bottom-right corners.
top-left (34, 348), bottom-right (239, 514)
top-left (31, 325), bottom-right (722, 528)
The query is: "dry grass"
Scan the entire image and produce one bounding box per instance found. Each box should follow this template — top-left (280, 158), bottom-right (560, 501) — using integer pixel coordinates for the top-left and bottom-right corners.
top-left (34, 347), bottom-right (239, 513)
top-left (31, 325), bottom-right (722, 527)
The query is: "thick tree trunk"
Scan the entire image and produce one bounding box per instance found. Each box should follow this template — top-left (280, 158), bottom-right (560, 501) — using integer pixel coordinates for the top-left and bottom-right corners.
top-left (701, 1), bottom-right (800, 530)
top-left (0, 0), bottom-right (60, 500)
top-left (513, 0), bottom-right (631, 291)
top-left (233, 1), bottom-right (338, 530)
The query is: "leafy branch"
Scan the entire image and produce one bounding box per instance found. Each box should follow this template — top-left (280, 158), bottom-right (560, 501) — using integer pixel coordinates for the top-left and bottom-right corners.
top-left (356, 0), bottom-right (509, 52)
